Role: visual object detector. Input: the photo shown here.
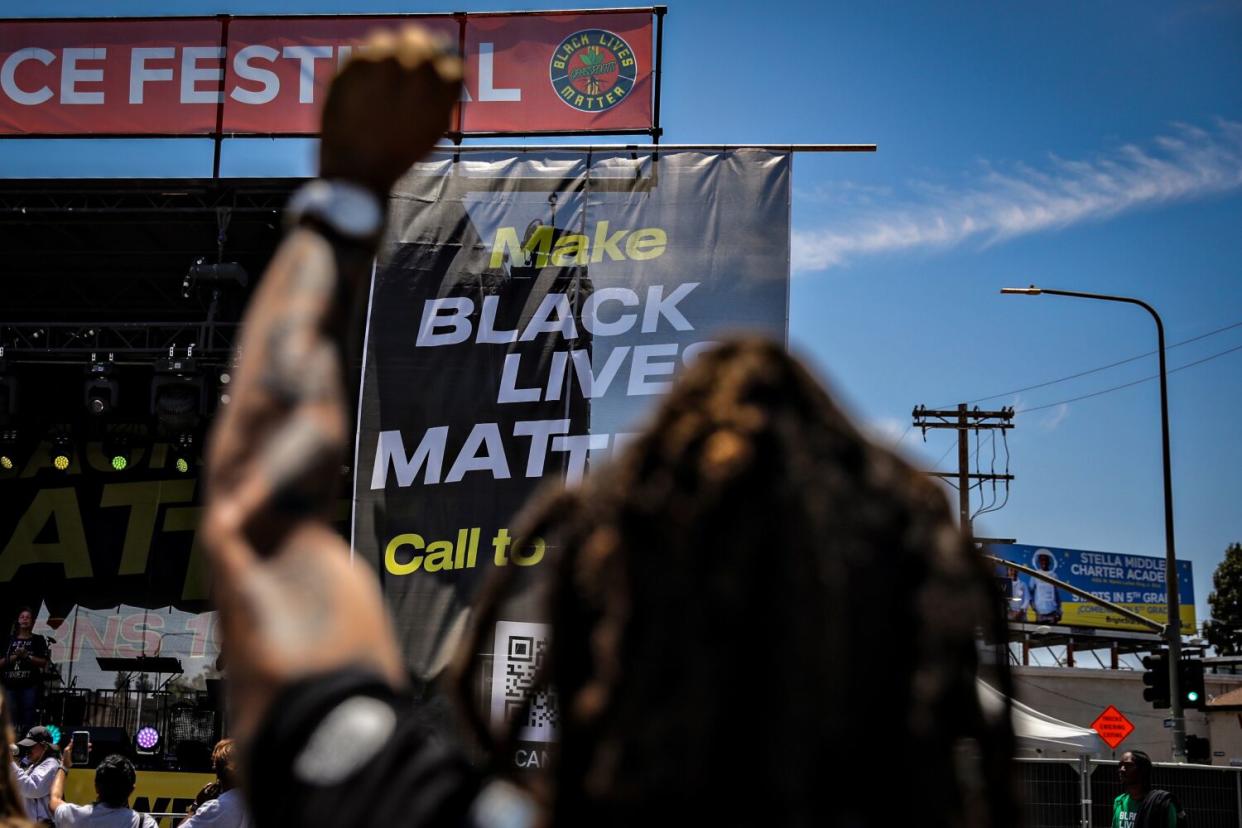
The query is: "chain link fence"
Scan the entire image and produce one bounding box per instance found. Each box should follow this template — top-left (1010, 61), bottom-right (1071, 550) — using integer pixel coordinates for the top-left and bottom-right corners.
top-left (1017, 758), bottom-right (1242, 828)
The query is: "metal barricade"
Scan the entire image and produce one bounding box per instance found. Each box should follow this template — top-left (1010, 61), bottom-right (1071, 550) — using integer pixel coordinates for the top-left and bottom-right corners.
top-left (1017, 758), bottom-right (1082, 828)
top-left (1016, 757), bottom-right (1242, 828)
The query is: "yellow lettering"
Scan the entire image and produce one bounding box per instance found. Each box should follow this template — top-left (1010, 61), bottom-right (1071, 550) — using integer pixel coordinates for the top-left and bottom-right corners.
top-left (385, 534), bottom-right (424, 576)
top-left (551, 233), bottom-right (589, 265)
top-left (423, 539), bottom-right (454, 572)
top-left (512, 538), bottom-right (545, 567)
top-left (493, 527), bottom-right (511, 566)
top-left (625, 228), bottom-right (668, 261)
top-left (102, 480), bottom-right (196, 576)
top-left (0, 488), bottom-right (92, 581)
top-left (489, 225), bottom-right (554, 269)
top-left (591, 220), bottom-right (628, 263)
top-left (162, 504), bottom-right (207, 601)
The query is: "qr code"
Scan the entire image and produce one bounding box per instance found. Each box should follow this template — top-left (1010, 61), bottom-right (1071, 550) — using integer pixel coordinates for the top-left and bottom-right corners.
top-left (491, 621), bottom-right (559, 742)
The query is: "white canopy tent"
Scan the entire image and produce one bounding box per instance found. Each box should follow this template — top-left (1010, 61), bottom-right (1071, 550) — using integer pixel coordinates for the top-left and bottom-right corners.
top-left (978, 679), bottom-right (1103, 755)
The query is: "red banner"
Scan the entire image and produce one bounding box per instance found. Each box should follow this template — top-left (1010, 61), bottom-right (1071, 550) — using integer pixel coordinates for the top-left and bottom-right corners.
top-left (0, 19), bottom-right (223, 134)
top-left (0, 11), bottom-right (657, 137)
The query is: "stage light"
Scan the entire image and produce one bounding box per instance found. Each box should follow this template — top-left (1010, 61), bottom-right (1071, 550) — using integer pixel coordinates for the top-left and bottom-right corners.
top-left (135, 726), bottom-right (161, 753)
top-left (170, 432), bottom-right (195, 474)
top-left (103, 435), bottom-right (131, 472)
top-left (0, 428), bottom-right (16, 471)
top-left (51, 436), bottom-right (72, 472)
top-left (1, 352), bottom-right (17, 470)
top-left (183, 259), bottom-right (249, 300)
top-left (84, 361), bottom-right (119, 417)
top-left (152, 355), bottom-right (204, 434)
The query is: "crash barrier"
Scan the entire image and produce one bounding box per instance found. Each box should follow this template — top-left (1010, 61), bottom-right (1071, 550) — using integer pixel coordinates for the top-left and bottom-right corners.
top-left (1017, 757), bottom-right (1242, 827)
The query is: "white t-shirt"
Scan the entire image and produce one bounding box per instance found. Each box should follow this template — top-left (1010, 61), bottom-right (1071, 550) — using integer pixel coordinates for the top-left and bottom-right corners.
top-left (53, 802), bottom-right (158, 828)
top-left (180, 789), bottom-right (251, 828)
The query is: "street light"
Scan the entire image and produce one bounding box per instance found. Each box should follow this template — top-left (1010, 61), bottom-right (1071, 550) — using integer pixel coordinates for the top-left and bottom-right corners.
top-left (1001, 284), bottom-right (1186, 761)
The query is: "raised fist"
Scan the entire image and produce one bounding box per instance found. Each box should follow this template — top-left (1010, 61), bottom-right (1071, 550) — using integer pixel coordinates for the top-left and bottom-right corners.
top-left (319, 26), bottom-right (463, 196)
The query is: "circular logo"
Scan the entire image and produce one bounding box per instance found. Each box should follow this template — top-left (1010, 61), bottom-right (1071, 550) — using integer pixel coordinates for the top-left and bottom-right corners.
top-left (549, 29), bottom-right (638, 113)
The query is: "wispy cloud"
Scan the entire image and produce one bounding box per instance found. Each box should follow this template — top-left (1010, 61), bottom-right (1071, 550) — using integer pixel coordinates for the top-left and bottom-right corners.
top-left (792, 120), bottom-right (1242, 273)
top-left (1038, 403), bottom-right (1070, 432)
top-left (865, 416), bottom-right (908, 446)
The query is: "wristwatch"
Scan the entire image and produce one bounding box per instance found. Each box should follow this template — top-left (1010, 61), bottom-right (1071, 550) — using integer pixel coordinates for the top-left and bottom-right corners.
top-left (284, 179), bottom-right (386, 248)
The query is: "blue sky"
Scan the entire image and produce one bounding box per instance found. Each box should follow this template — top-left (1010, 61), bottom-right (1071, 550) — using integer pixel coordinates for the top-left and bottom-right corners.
top-left (8, 0), bottom-right (1242, 628)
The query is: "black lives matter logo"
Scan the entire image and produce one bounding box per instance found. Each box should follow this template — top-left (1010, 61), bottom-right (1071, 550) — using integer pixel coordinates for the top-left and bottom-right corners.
top-left (549, 29), bottom-right (638, 113)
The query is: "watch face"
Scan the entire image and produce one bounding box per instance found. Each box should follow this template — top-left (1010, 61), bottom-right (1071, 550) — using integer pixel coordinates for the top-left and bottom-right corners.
top-left (293, 180), bottom-right (384, 241)
top-left (331, 186), bottom-right (384, 239)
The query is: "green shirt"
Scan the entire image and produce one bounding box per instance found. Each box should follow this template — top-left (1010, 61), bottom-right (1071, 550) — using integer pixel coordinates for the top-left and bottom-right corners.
top-left (1112, 792), bottom-right (1178, 828)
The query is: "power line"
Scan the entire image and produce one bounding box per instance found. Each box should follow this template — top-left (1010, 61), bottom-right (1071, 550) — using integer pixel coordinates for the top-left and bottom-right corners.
top-left (1016, 342), bottom-right (1242, 414)
top-left (905, 320), bottom-right (1241, 467)
top-left (943, 319), bottom-right (1242, 407)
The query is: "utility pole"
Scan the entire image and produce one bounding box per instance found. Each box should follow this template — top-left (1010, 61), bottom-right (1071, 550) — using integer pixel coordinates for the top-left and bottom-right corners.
top-left (912, 404), bottom-right (1015, 535)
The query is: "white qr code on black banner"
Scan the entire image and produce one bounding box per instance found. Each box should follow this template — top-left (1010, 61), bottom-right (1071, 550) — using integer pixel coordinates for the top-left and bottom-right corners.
top-left (490, 620), bottom-right (559, 743)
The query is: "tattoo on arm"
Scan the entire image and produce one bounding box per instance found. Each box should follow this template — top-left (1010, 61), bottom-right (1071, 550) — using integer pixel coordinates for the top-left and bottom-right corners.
top-left (259, 415), bottom-right (340, 516)
top-left (261, 319), bottom-right (340, 406)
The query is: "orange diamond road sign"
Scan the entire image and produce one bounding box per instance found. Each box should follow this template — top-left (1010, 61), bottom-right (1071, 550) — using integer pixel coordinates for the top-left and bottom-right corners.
top-left (1091, 705), bottom-right (1135, 750)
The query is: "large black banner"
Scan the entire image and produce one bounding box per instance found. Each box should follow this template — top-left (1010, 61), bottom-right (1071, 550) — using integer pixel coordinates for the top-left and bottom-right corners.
top-left (352, 150), bottom-right (791, 696)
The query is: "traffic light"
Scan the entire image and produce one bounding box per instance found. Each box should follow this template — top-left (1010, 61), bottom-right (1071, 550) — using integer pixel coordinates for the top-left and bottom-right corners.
top-left (1179, 658), bottom-right (1207, 710)
top-left (1186, 734), bottom-right (1211, 764)
top-left (1142, 650), bottom-right (1170, 709)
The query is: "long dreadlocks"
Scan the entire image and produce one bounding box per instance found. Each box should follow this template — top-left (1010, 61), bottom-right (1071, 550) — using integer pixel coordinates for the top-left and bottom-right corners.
top-left (452, 337), bottom-right (1017, 827)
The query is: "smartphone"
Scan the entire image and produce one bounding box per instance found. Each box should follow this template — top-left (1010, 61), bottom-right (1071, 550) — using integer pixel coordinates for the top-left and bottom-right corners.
top-left (70, 731), bottom-right (89, 766)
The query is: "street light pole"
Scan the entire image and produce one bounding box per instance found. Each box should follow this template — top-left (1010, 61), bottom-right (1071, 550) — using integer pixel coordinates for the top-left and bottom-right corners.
top-left (1001, 285), bottom-right (1185, 761)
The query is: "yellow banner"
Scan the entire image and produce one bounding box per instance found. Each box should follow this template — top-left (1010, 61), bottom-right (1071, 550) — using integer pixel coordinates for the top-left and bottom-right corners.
top-left (1014, 603), bottom-right (1196, 634)
top-left (63, 769), bottom-right (213, 826)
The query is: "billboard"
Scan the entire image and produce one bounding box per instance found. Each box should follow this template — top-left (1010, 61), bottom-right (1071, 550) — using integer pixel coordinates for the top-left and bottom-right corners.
top-left (0, 10), bottom-right (658, 137)
top-left (351, 149), bottom-right (792, 696)
top-left (988, 543), bottom-right (1195, 633)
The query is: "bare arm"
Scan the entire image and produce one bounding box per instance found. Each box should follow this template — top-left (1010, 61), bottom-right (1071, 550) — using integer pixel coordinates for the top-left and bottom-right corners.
top-left (201, 26), bottom-right (461, 745)
top-left (49, 766), bottom-right (66, 812)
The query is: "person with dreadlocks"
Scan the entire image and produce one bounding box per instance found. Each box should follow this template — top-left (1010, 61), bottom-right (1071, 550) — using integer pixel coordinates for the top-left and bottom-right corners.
top-left (200, 23), bottom-right (1018, 828)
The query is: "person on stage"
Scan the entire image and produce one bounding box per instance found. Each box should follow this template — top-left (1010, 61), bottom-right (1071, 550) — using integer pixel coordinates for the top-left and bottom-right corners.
top-left (0, 609), bottom-right (50, 736)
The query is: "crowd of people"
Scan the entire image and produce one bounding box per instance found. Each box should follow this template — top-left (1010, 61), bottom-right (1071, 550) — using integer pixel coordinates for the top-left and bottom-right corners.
top-left (0, 701), bottom-right (249, 828)
top-left (0, 23), bottom-right (1191, 828)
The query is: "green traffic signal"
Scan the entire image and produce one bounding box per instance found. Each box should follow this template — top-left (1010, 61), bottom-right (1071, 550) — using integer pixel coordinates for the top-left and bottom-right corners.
top-left (1178, 658), bottom-right (1207, 711)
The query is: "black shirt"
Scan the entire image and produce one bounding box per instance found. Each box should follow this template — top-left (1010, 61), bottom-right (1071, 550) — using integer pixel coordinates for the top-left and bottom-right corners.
top-left (247, 669), bottom-right (484, 828)
top-left (2, 634), bottom-right (49, 688)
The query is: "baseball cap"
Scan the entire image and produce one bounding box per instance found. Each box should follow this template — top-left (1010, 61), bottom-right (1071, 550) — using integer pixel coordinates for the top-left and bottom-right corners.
top-left (17, 726), bottom-right (54, 748)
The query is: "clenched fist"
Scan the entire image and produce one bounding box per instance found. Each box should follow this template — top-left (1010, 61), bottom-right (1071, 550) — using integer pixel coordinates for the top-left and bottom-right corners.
top-left (319, 26), bottom-right (462, 196)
